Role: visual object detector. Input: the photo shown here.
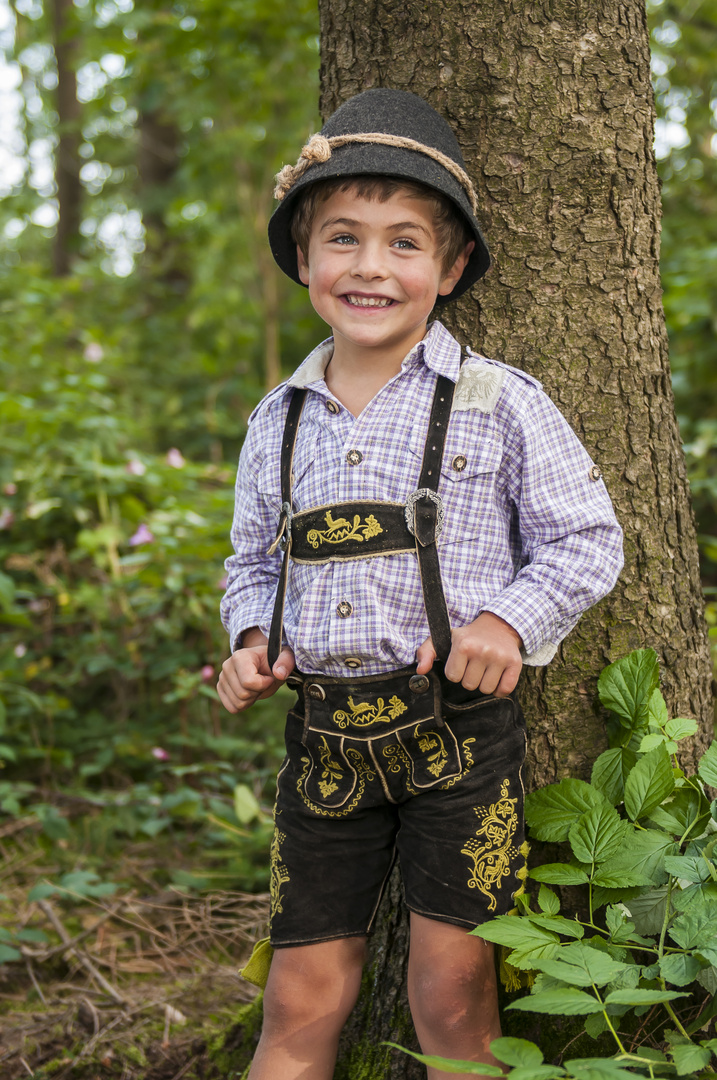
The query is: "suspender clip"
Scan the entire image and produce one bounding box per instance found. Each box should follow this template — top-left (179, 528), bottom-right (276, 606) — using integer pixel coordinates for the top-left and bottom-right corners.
top-left (405, 489), bottom-right (444, 547)
top-left (268, 501), bottom-right (293, 556)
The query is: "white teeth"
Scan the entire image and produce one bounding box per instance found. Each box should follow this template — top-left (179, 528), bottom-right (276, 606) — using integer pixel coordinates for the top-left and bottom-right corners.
top-left (345, 295), bottom-right (393, 307)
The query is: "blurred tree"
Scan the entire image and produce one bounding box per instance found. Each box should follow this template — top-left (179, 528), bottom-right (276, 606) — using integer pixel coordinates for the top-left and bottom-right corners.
top-left (318, 0), bottom-right (713, 1073)
top-left (49, 0), bottom-right (82, 274)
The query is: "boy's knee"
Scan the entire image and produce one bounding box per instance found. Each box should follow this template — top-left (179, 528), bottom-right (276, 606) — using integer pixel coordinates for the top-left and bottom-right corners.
top-left (409, 953), bottom-right (498, 1032)
top-left (262, 938), bottom-right (366, 1034)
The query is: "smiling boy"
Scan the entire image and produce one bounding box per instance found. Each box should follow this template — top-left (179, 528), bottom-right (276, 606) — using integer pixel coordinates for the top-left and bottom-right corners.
top-left (219, 89), bottom-right (623, 1079)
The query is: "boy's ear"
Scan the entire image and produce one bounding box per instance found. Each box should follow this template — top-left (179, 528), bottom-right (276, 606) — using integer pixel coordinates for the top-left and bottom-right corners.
top-left (437, 240), bottom-right (475, 297)
top-left (297, 245), bottom-right (310, 285)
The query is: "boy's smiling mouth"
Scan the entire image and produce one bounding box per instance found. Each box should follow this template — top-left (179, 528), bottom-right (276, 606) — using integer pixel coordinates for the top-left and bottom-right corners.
top-left (343, 294), bottom-right (396, 308)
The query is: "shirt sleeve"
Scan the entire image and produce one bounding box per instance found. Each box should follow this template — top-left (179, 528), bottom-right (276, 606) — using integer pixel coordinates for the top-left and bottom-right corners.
top-left (219, 415), bottom-right (282, 653)
top-left (481, 389), bottom-right (624, 661)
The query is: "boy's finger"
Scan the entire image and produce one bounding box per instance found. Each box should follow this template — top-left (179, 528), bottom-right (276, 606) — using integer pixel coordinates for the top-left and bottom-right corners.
top-left (494, 660), bottom-right (523, 698)
top-left (272, 646), bottom-right (296, 681)
top-left (415, 637), bottom-right (436, 675)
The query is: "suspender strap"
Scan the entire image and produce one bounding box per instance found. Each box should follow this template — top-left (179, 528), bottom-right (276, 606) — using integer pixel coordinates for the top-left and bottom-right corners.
top-left (412, 375), bottom-right (455, 661)
top-left (267, 389), bottom-right (306, 669)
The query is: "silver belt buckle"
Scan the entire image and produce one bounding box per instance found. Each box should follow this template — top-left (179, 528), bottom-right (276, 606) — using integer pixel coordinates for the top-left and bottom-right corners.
top-left (404, 488), bottom-right (444, 539)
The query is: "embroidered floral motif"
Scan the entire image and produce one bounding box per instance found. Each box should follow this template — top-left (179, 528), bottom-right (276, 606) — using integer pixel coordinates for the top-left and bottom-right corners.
top-left (440, 737), bottom-right (476, 789)
top-left (269, 828), bottom-right (290, 918)
top-left (298, 748), bottom-right (375, 817)
top-left (453, 360), bottom-right (505, 414)
top-left (415, 729), bottom-right (448, 778)
top-left (333, 694), bottom-right (407, 729)
top-left (382, 741), bottom-right (419, 794)
top-left (306, 510), bottom-right (383, 548)
top-left (317, 736), bottom-right (343, 798)
top-left (461, 778), bottom-right (519, 911)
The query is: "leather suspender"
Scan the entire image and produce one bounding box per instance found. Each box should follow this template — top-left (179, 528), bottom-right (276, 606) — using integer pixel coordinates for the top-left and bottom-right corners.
top-left (266, 376), bottom-right (455, 669)
top-left (267, 388), bottom-right (306, 668)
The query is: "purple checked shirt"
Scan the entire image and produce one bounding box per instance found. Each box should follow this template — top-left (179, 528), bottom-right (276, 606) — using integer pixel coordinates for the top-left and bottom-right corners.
top-left (220, 321), bottom-right (623, 676)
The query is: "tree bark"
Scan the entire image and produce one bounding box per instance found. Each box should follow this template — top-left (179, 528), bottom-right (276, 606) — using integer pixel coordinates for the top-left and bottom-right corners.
top-left (319, 0), bottom-right (713, 1071)
top-left (50, 0), bottom-right (81, 276)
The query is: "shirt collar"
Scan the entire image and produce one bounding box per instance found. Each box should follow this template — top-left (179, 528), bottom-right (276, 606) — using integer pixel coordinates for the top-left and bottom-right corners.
top-left (286, 320), bottom-right (463, 390)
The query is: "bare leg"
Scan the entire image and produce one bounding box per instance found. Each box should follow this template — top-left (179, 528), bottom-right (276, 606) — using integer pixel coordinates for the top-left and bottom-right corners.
top-left (407, 913), bottom-right (503, 1079)
top-left (248, 936), bottom-right (367, 1080)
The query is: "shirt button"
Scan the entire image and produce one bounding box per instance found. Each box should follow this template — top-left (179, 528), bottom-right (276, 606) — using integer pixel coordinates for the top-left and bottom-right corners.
top-left (336, 600), bottom-right (353, 618)
top-left (344, 657), bottom-right (362, 669)
top-left (589, 465), bottom-right (602, 481)
top-left (346, 449), bottom-right (363, 466)
top-left (325, 399), bottom-right (340, 414)
top-left (452, 454), bottom-right (468, 472)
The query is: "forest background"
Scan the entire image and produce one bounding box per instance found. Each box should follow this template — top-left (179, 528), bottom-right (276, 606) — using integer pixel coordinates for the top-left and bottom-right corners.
top-left (0, 0), bottom-right (716, 1070)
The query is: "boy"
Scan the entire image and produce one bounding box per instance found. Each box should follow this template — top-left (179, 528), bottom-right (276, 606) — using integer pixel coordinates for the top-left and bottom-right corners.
top-left (218, 88), bottom-right (623, 1080)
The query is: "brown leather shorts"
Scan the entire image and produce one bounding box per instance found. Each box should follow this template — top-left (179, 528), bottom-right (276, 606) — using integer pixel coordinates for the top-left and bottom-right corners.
top-left (269, 665), bottom-right (527, 947)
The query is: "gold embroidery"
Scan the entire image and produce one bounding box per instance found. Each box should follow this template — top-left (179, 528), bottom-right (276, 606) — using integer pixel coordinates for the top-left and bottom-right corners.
top-left (333, 694), bottom-right (407, 729)
top-left (415, 728), bottom-right (448, 778)
top-left (317, 736), bottom-right (343, 798)
top-left (461, 779), bottom-right (519, 912)
top-left (298, 747), bottom-right (375, 817)
top-left (382, 741), bottom-right (419, 794)
top-left (440, 737), bottom-right (476, 790)
top-left (306, 510), bottom-right (383, 549)
top-left (270, 828), bottom-right (290, 918)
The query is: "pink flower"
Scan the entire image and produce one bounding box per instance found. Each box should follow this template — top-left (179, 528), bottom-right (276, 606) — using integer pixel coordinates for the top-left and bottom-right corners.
top-left (129, 523), bottom-right (155, 546)
top-left (14, 643), bottom-right (27, 658)
top-left (0, 508), bottom-right (15, 530)
top-left (217, 575), bottom-right (228, 590)
top-left (3, 483), bottom-right (17, 496)
top-left (200, 664), bottom-right (214, 683)
top-left (166, 448), bottom-right (185, 469)
top-left (151, 747), bottom-right (169, 761)
top-left (84, 342), bottom-right (104, 363)
top-left (126, 459), bottom-right (146, 477)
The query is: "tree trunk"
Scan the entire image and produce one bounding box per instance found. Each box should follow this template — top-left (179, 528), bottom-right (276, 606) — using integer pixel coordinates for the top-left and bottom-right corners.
top-left (51, 0), bottom-right (81, 276)
top-left (318, 0), bottom-right (713, 1071)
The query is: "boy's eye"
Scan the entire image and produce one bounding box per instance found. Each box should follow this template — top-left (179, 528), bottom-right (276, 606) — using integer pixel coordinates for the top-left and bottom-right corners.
top-left (331, 233), bottom-right (357, 245)
top-left (392, 238), bottom-right (418, 250)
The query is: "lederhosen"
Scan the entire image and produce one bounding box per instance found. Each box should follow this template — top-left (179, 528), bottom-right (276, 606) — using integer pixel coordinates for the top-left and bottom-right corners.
top-left (267, 378), bottom-right (528, 946)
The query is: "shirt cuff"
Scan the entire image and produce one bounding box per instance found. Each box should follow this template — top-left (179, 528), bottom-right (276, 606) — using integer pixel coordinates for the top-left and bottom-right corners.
top-left (481, 582), bottom-right (563, 660)
top-left (228, 601), bottom-right (274, 654)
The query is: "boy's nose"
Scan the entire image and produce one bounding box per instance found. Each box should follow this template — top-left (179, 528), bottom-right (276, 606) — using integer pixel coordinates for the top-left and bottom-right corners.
top-left (350, 243), bottom-right (388, 280)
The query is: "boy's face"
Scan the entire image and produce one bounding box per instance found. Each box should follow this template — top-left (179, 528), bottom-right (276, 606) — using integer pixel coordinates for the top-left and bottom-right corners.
top-left (296, 187), bottom-right (472, 365)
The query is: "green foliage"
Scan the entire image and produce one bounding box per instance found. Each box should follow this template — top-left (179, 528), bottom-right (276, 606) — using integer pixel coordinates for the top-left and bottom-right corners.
top-left (394, 649), bottom-right (717, 1078)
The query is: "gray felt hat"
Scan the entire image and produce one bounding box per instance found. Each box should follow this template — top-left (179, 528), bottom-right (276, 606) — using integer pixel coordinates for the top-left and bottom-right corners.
top-left (268, 88), bottom-right (490, 304)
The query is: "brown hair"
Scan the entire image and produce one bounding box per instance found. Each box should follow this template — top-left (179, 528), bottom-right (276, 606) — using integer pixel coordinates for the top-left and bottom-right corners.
top-left (290, 176), bottom-right (473, 274)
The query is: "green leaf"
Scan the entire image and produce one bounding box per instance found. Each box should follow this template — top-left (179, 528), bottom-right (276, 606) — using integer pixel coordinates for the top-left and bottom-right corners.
top-left (27, 883), bottom-right (58, 901)
top-left (590, 746), bottom-right (638, 806)
top-left (233, 783), bottom-right (261, 824)
top-left (591, 869), bottom-right (653, 888)
top-left (382, 1043), bottom-right (504, 1075)
top-left (638, 733), bottom-right (667, 754)
top-left (568, 804), bottom-right (631, 866)
top-left (669, 1042), bottom-right (712, 1076)
top-left (698, 741), bottom-right (717, 788)
top-left (538, 884), bottom-right (560, 915)
top-left (659, 952), bottom-right (703, 986)
top-left (563, 1059), bottom-right (641, 1078)
top-left (489, 1037), bottom-right (544, 1068)
top-left (583, 1012), bottom-right (610, 1040)
top-left (525, 779), bottom-right (610, 843)
top-left (597, 649), bottom-right (659, 726)
top-left (471, 917), bottom-right (560, 968)
top-left (604, 988), bottom-right (690, 1006)
top-left (663, 853), bottom-right (714, 884)
top-left (507, 988), bottom-right (604, 1015)
top-left (605, 905), bottom-right (655, 946)
top-left (598, 829), bottom-right (676, 886)
top-left (0, 944), bottom-right (22, 962)
top-left (624, 887), bottom-right (669, 936)
top-left (527, 915), bottom-right (585, 940)
top-left (670, 905), bottom-right (717, 961)
top-left (530, 864), bottom-right (590, 886)
top-left (664, 717), bottom-right (698, 741)
top-left (650, 785), bottom-right (712, 840)
top-left (647, 688), bottom-right (669, 728)
top-left (531, 943), bottom-right (632, 988)
top-left (623, 744), bottom-right (675, 821)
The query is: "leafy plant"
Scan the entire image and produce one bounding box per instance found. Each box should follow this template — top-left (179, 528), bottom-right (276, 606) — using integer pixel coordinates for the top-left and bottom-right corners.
top-left (391, 649), bottom-right (717, 1078)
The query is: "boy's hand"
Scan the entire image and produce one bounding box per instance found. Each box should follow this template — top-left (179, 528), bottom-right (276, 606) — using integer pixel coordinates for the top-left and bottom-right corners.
top-left (416, 612), bottom-right (523, 698)
top-left (217, 628), bottom-right (295, 713)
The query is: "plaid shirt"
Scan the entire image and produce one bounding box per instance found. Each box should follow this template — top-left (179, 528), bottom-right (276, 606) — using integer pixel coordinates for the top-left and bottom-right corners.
top-left (221, 321), bottom-right (623, 676)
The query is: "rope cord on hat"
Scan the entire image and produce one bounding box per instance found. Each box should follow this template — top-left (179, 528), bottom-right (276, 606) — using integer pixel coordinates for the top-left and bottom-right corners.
top-left (273, 132), bottom-right (479, 215)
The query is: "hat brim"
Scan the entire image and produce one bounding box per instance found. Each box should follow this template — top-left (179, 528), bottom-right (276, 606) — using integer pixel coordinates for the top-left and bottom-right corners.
top-left (268, 143), bottom-right (490, 305)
